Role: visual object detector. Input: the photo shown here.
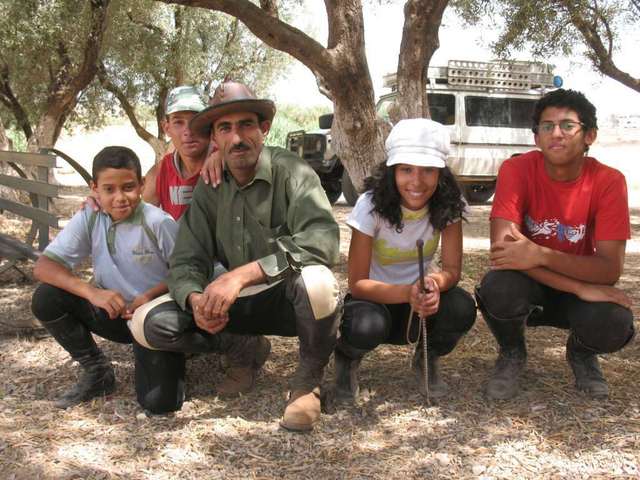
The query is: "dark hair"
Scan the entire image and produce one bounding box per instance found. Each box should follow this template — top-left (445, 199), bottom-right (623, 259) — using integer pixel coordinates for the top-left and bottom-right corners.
top-left (364, 162), bottom-right (466, 232)
top-left (532, 89), bottom-right (598, 133)
top-left (92, 146), bottom-right (142, 182)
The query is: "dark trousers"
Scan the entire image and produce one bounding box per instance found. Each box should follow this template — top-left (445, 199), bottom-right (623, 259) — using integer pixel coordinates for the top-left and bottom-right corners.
top-left (139, 272), bottom-right (339, 412)
top-left (476, 270), bottom-right (635, 354)
top-left (31, 283), bottom-right (184, 414)
top-left (340, 286), bottom-right (477, 356)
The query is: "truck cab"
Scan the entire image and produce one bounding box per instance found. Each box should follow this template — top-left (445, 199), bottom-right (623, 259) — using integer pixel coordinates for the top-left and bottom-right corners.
top-left (286, 59), bottom-right (559, 205)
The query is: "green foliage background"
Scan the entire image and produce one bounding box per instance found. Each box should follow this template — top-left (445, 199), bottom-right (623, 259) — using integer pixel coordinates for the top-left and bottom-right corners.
top-left (266, 104), bottom-right (331, 147)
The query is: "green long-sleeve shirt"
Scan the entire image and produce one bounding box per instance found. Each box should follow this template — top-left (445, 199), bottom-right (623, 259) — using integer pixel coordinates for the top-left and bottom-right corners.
top-left (168, 145), bottom-right (340, 310)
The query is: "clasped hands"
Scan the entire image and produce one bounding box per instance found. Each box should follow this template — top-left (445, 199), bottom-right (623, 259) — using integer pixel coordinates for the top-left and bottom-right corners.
top-left (188, 274), bottom-right (243, 334)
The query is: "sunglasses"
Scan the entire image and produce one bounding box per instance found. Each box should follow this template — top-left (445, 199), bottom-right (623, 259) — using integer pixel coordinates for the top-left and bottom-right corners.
top-left (534, 120), bottom-right (586, 135)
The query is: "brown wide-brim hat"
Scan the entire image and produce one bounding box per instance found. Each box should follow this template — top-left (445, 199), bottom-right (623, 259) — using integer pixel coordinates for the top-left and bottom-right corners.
top-left (190, 81), bottom-right (276, 137)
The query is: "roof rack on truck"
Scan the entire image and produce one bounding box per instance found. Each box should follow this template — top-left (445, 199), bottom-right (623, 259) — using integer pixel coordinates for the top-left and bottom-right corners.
top-left (383, 59), bottom-right (556, 92)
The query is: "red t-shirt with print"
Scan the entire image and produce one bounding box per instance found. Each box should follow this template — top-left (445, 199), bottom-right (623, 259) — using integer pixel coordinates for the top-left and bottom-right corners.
top-left (491, 150), bottom-right (630, 256)
top-left (156, 152), bottom-right (200, 220)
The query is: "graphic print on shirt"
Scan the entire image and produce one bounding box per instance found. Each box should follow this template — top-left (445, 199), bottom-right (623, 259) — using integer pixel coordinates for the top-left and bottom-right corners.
top-left (169, 185), bottom-right (194, 206)
top-left (525, 214), bottom-right (586, 244)
top-left (373, 232), bottom-right (440, 266)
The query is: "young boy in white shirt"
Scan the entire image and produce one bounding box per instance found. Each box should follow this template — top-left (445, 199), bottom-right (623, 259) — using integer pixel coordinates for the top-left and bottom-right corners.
top-left (31, 146), bottom-right (179, 410)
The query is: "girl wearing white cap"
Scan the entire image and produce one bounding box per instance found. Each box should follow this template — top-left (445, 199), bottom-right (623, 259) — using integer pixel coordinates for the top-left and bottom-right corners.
top-left (335, 118), bottom-right (476, 401)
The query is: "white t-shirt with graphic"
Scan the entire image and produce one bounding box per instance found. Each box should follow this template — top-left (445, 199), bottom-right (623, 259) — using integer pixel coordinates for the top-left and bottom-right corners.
top-left (347, 192), bottom-right (460, 285)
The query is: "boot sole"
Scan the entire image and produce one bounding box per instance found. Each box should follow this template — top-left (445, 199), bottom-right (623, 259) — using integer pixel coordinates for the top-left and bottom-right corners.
top-left (279, 418), bottom-right (317, 432)
top-left (54, 380), bottom-right (116, 409)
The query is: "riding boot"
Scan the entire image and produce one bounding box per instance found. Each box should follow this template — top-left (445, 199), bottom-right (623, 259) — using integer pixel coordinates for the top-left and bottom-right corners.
top-left (412, 345), bottom-right (449, 398)
top-left (281, 362), bottom-right (324, 432)
top-left (41, 314), bottom-right (115, 409)
top-left (480, 307), bottom-right (528, 400)
top-left (216, 335), bottom-right (271, 397)
top-left (281, 311), bottom-right (339, 432)
top-left (566, 334), bottom-right (608, 399)
top-left (333, 338), bottom-right (367, 403)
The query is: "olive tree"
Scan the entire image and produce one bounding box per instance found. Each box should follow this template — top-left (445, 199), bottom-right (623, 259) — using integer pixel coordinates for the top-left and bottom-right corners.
top-left (154, 0), bottom-right (449, 188)
top-left (0, 0), bottom-right (111, 150)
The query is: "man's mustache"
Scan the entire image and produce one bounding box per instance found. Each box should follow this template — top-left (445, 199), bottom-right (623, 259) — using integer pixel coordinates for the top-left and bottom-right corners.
top-left (230, 143), bottom-right (250, 152)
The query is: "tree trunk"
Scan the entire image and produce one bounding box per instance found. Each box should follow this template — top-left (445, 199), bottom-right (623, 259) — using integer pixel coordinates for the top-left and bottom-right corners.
top-left (396, 0), bottom-right (448, 119)
top-left (0, 117), bottom-right (12, 151)
top-left (26, 0), bottom-right (111, 152)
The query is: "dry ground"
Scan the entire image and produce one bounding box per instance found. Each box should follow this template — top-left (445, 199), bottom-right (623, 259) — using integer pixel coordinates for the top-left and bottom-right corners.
top-left (1, 188), bottom-right (639, 479)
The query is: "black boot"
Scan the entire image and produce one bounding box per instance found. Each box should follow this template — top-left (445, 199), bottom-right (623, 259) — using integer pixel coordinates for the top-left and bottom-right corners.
top-left (479, 304), bottom-right (528, 400)
top-left (333, 338), bottom-right (367, 402)
top-left (412, 346), bottom-right (448, 399)
top-left (41, 314), bottom-right (115, 409)
top-left (566, 334), bottom-right (608, 399)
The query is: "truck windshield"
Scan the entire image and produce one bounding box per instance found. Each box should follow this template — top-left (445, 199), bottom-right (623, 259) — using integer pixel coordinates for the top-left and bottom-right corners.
top-left (465, 96), bottom-right (536, 128)
top-left (376, 93), bottom-right (455, 125)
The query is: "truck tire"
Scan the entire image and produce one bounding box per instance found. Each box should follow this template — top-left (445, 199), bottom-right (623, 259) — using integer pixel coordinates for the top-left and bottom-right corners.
top-left (463, 183), bottom-right (496, 204)
top-left (342, 170), bottom-right (359, 206)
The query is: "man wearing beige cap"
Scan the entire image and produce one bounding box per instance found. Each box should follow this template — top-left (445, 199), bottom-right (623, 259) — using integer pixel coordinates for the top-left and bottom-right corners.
top-left (130, 81), bottom-right (341, 431)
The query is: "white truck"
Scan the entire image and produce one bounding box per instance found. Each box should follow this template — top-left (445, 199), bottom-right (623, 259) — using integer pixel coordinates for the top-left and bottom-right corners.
top-left (286, 59), bottom-right (560, 205)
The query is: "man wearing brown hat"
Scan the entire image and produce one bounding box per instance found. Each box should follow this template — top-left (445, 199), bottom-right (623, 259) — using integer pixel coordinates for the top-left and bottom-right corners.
top-left (130, 81), bottom-right (341, 431)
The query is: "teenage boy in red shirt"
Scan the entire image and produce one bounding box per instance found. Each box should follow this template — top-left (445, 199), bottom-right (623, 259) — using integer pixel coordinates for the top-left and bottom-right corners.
top-left (142, 85), bottom-right (210, 220)
top-left (476, 89), bottom-right (634, 400)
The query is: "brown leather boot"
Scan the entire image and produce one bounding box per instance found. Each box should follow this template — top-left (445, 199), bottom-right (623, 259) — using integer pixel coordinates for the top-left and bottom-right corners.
top-left (280, 387), bottom-right (321, 432)
top-left (217, 336), bottom-right (271, 397)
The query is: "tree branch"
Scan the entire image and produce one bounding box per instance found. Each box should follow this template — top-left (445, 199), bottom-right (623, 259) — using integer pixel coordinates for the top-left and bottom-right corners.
top-left (0, 61), bottom-right (33, 140)
top-left (560, 0), bottom-right (640, 93)
top-left (97, 62), bottom-right (157, 143)
top-left (126, 8), bottom-right (165, 35)
top-left (259, 0), bottom-right (278, 16)
top-left (156, 0), bottom-right (335, 77)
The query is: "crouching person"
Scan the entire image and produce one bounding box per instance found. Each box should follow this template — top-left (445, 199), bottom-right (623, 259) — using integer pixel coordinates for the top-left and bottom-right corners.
top-left (129, 81), bottom-right (341, 431)
top-left (335, 119), bottom-right (476, 402)
top-left (31, 147), bottom-right (179, 410)
top-left (476, 89), bottom-right (634, 401)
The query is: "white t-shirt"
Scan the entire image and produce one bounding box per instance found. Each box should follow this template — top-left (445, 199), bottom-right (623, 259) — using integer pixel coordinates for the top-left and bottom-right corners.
top-left (347, 191), bottom-right (461, 285)
top-left (44, 202), bottom-right (178, 302)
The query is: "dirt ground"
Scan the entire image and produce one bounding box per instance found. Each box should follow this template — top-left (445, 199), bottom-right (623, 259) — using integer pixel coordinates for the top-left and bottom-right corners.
top-left (1, 189), bottom-right (639, 479)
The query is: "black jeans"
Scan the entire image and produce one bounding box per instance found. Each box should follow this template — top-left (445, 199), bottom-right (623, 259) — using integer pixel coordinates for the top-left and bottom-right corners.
top-left (31, 283), bottom-right (184, 414)
top-left (138, 271), bottom-right (340, 412)
top-left (476, 270), bottom-right (635, 353)
top-left (340, 286), bottom-right (477, 356)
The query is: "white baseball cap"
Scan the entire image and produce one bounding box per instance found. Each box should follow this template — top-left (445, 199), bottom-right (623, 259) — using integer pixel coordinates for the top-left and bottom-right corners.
top-left (385, 118), bottom-right (450, 168)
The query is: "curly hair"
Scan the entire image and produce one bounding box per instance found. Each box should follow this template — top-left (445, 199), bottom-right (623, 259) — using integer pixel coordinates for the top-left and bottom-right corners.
top-left (532, 89), bottom-right (598, 132)
top-left (363, 162), bottom-right (466, 232)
